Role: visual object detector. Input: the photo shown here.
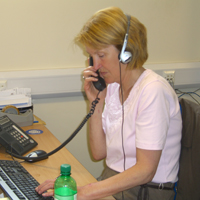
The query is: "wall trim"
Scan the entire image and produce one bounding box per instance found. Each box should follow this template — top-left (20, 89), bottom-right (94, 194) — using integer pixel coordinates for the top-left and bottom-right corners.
top-left (0, 62), bottom-right (199, 99)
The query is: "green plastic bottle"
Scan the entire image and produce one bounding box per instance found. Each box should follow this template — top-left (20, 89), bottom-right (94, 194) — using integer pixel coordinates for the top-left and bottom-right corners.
top-left (54, 164), bottom-right (77, 200)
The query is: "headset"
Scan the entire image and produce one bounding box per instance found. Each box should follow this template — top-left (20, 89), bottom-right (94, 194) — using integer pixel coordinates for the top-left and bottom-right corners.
top-left (118, 14), bottom-right (132, 64)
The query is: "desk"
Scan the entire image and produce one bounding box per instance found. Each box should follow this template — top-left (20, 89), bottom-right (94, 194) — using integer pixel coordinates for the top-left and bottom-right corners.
top-left (0, 124), bottom-right (114, 200)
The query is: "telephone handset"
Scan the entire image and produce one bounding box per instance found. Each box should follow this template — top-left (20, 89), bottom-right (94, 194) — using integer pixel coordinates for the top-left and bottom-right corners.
top-left (89, 57), bottom-right (106, 91)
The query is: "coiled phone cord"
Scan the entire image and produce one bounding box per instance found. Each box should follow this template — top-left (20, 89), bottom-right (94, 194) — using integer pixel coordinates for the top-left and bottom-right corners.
top-left (8, 91), bottom-right (101, 162)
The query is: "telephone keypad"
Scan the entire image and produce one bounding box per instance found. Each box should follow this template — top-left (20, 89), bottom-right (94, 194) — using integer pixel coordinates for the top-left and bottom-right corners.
top-left (0, 115), bottom-right (38, 155)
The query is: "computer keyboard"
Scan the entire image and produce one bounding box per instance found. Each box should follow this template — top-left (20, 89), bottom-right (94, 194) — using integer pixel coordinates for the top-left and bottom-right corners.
top-left (0, 160), bottom-right (53, 200)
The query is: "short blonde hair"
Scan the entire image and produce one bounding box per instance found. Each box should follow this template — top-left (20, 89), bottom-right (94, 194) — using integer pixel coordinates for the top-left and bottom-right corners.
top-left (75, 7), bottom-right (148, 69)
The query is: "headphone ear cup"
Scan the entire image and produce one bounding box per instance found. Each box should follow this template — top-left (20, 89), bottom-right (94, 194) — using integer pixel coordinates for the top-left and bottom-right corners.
top-left (119, 51), bottom-right (132, 64)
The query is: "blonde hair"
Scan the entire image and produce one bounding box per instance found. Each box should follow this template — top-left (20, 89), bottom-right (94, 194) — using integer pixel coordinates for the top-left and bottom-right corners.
top-left (75, 7), bottom-right (148, 69)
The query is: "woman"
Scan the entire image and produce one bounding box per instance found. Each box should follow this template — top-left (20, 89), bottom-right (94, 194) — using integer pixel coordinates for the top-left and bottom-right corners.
top-left (36, 7), bottom-right (182, 200)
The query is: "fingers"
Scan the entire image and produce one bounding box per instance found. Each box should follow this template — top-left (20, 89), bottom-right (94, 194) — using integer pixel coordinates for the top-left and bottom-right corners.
top-left (35, 179), bottom-right (55, 196)
top-left (82, 66), bottom-right (106, 104)
top-left (82, 67), bottom-right (98, 94)
top-left (41, 190), bottom-right (54, 197)
top-left (83, 66), bottom-right (98, 80)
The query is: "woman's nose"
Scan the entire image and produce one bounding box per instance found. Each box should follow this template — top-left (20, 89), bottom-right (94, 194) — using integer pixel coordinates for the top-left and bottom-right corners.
top-left (93, 60), bottom-right (101, 71)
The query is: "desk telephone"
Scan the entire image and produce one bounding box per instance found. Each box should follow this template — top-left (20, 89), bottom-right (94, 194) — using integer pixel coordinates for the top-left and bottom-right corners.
top-left (0, 115), bottom-right (38, 155)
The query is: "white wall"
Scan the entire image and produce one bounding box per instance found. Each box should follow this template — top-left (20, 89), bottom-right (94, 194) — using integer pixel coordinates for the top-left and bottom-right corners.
top-left (0, 0), bottom-right (199, 72)
top-left (0, 0), bottom-right (200, 178)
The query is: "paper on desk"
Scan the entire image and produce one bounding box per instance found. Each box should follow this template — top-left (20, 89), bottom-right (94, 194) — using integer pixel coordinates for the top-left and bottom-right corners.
top-left (0, 88), bottom-right (32, 109)
top-left (0, 88), bottom-right (31, 97)
top-left (0, 196), bottom-right (10, 200)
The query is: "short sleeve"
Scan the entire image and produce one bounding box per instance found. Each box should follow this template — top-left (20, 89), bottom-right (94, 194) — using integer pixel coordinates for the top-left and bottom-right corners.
top-left (135, 81), bottom-right (171, 150)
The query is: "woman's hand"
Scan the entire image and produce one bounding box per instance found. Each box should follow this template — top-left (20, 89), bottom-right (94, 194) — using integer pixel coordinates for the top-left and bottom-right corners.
top-left (35, 179), bottom-right (55, 197)
top-left (35, 180), bottom-right (95, 199)
top-left (83, 66), bottom-right (106, 105)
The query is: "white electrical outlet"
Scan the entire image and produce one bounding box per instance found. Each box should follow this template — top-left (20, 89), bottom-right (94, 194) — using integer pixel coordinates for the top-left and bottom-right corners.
top-left (163, 71), bottom-right (175, 88)
top-left (0, 80), bottom-right (7, 91)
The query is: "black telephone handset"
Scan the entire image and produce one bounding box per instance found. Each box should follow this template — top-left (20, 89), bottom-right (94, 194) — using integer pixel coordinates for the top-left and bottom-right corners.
top-left (89, 57), bottom-right (106, 91)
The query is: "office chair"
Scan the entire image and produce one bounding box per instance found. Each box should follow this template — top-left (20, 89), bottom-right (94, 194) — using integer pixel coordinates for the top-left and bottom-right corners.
top-left (175, 98), bottom-right (200, 200)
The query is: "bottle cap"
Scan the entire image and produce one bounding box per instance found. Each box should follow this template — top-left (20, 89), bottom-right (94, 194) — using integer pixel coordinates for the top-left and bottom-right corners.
top-left (60, 164), bottom-right (71, 175)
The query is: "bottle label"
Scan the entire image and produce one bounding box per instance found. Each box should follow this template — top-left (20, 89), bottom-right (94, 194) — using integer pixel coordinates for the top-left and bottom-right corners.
top-left (54, 194), bottom-right (77, 200)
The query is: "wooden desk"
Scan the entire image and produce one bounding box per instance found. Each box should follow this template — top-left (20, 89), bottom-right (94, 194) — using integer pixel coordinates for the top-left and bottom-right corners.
top-left (0, 124), bottom-right (114, 200)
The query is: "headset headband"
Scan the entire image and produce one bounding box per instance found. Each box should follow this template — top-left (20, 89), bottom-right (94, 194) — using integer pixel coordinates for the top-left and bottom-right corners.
top-left (119, 14), bottom-right (132, 64)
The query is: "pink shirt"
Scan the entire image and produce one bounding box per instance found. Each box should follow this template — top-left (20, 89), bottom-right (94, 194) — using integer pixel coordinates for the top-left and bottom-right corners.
top-left (102, 69), bottom-right (182, 183)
